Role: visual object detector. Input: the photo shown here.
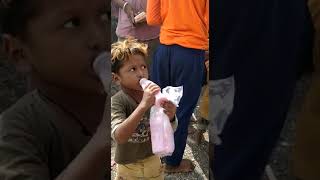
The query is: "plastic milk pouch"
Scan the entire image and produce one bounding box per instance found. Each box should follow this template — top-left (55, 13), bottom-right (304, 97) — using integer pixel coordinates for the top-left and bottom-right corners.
top-left (139, 78), bottom-right (183, 157)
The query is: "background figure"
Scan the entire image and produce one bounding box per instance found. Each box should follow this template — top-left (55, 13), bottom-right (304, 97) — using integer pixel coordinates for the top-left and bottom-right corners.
top-left (293, 0), bottom-right (320, 179)
top-left (147, 0), bottom-right (209, 173)
top-left (190, 54), bottom-right (210, 145)
top-left (111, 0), bottom-right (160, 68)
top-left (211, 0), bottom-right (313, 179)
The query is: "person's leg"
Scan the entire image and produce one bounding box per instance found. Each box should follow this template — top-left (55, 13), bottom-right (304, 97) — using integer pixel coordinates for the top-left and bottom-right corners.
top-left (190, 85), bottom-right (209, 145)
top-left (152, 44), bottom-right (205, 169)
top-left (150, 44), bottom-right (171, 88)
top-left (213, 54), bottom-right (298, 180)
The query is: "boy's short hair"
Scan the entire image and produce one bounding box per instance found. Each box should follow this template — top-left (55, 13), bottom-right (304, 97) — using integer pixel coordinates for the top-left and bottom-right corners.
top-left (0, 0), bottom-right (38, 40)
top-left (111, 38), bottom-right (148, 74)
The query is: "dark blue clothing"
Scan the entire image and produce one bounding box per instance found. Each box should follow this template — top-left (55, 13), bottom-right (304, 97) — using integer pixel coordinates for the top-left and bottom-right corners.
top-left (151, 44), bottom-right (205, 166)
top-left (211, 0), bottom-right (314, 179)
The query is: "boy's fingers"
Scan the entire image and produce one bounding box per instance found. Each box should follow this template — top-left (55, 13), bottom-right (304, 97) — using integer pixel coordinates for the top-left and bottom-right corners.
top-left (150, 86), bottom-right (160, 94)
top-left (144, 83), bottom-right (151, 89)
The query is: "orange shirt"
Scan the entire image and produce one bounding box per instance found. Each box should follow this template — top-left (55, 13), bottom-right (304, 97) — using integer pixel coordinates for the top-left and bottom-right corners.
top-left (147, 0), bottom-right (209, 50)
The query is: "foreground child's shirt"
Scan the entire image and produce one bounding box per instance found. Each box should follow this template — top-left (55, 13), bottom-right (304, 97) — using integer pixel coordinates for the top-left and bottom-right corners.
top-left (0, 90), bottom-right (109, 179)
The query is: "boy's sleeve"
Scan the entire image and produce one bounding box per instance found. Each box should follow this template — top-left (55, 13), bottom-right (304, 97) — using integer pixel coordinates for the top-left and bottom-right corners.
top-left (0, 115), bottom-right (50, 180)
top-left (111, 95), bottom-right (127, 140)
top-left (146, 0), bottom-right (162, 26)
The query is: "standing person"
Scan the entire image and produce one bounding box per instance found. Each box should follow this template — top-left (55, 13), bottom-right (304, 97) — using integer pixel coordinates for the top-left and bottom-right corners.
top-left (211, 0), bottom-right (314, 179)
top-left (0, 0), bottom-right (110, 179)
top-left (111, 0), bottom-right (160, 68)
top-left (147, 0), bottom-right (209, 173)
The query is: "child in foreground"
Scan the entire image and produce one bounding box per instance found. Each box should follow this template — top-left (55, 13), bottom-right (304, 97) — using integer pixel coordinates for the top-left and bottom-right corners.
top-left (0, 0), bottom-right (110, 179)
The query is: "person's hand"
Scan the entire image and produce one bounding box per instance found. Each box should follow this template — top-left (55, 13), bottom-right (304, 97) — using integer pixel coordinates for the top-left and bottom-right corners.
top-left (205, 59), bottom-right (209, 71)
top-left (134, 12), bottom-right (146, 24)
top-left (123, 3), bottom-right (135, 24)
top-left (140, 83), bottom-right (160, 110)
top-left (162, 101), bottom-right (176, 120)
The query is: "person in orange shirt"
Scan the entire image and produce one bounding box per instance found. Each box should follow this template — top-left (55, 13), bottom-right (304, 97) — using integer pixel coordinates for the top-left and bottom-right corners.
top-left (146, 0), bottom-right (209, 173)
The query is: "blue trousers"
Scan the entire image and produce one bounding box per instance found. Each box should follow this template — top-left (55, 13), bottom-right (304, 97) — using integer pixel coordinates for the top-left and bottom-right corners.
top-left (151, 44), bottom-right (205, 166)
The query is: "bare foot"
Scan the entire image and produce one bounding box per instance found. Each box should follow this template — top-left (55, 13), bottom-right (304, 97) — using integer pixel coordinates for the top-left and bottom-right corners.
top-left (164, 159), bottom-right (195, 173)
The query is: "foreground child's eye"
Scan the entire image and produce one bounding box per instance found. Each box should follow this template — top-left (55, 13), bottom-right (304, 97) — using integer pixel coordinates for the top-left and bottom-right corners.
top-left (130, 68), bottom-right (136, 72)
top-left (141, 65), bottom-right (146, 69)
top-left (63, 18), bottom-right (80, 28)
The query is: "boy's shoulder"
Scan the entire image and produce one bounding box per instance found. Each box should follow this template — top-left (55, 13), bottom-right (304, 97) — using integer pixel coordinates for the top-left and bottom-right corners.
top-left (111, 90), bottom-right (125, 100)
top-left (0, 90), bottom-right (54, 140)
top-left (111, 90), bottom-right (135, 105)
top-left (1, 90), bottom-right (42, 120)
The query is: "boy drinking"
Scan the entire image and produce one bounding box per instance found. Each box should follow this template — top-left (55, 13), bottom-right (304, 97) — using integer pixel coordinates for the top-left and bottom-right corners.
top-left (111, 38), bottom-right (177, 180)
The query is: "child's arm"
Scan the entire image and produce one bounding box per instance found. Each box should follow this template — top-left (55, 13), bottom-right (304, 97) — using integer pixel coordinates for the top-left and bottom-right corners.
top-left (114, 84), bottom-right (160, 144)
top-left (113, 102), bottom-right (149, 144)
top-left (146, 0), bottom-right (162, 26)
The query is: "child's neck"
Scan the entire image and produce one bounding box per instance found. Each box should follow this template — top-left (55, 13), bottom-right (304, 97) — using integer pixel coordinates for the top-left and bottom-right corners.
top-left (122, 87), bottom-right (143, 104)
top-left (34, 79), bottom-right (106, 135)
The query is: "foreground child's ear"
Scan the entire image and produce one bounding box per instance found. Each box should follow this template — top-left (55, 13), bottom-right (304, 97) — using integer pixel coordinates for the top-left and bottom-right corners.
top-left (112, 72), bottom-right (120, 84)
top-left (2, 34), bottom-right (32, 74)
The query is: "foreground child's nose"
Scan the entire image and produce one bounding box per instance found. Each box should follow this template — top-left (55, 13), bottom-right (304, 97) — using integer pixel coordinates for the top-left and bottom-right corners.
top-left (87, 25), bottom-right (106, 51)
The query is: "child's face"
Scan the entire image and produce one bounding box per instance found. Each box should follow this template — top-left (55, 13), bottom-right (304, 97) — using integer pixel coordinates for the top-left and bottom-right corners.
top-left (114, 54), bottom-right (148, 91)
top-left (18, 0), bottom-right (109, 94)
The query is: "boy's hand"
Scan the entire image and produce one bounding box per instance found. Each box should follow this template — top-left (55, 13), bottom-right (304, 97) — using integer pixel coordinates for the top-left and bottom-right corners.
top-left (162, 101), bottom-right (177, 120)
top-left (140, 83), bottom-right (160, 110)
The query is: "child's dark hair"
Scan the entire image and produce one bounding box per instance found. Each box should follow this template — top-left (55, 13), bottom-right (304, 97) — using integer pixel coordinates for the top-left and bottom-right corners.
top-left (111, 38), bottom-right (148, 74)
top-left (0, 0), bottom-right (39, 41)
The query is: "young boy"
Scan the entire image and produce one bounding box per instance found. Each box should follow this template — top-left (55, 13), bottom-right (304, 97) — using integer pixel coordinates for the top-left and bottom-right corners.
top-left (0, 0), bottom-right (109, 179)
top-left (111, 38), bottom-right (177, 180)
